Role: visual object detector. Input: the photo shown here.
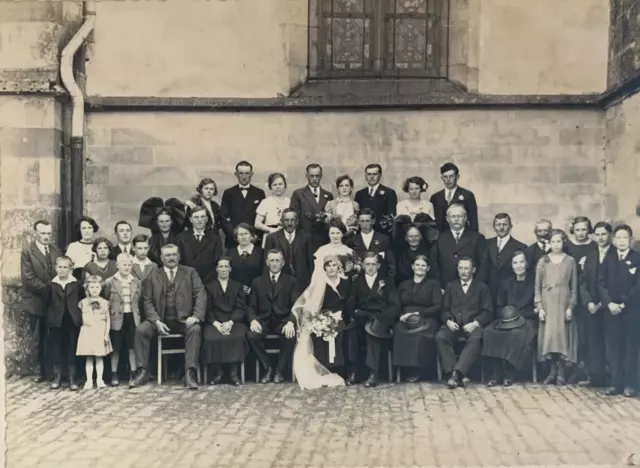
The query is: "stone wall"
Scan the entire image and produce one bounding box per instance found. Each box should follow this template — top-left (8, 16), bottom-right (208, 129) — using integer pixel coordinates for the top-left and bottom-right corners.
top-left (86, 109), bottom-right (606, 245)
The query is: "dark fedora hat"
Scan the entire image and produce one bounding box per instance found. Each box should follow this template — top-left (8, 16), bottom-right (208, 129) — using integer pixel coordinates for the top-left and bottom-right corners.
top-left (403, 314), bottom-right (431, 334)
top-left (495, 305), bottom-right (526, 331)
top-left (365, 318), bottom-right (393, 339)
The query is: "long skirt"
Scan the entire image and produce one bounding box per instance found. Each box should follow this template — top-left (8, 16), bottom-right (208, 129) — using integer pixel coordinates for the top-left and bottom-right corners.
top-left (311, 332), bottom-right (345, 369)
top-left (201, 323), bottom-right (248, 364)
top-left (392, 319), bottom-right (437, 368)
top-left (482, 319), bottom-right (536, 370)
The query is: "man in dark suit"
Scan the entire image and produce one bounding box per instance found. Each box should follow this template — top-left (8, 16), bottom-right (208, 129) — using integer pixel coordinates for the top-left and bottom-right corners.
top-left (430, 204), bottom-right (488, 289)
top-left (109, 220), bottom-right (134, 259)
top-left (486, 213), bottom-right (526, 299)
top-left (289, 163), bottom-right (333, 253)
top-left (354, 164), bottom-right (397, 233)
top-left (578, 221), bottom-right (614, 388)
top-left (347, 208), bottom-right (396, 278)
top-left (263, 209), bottom-right (313, 290)
top-left (430, 162), bottom-right (478, 232)
top-left (130, 244), bottom-right (206, 389)
top-left (344, 252), bottom-right (400, 388)
top-left (597, 224), bottom-right (640, 397)
top-left (175, 206), bottom-right (223, 284)
top-left (20, 219), bottom-right (61, 382)
top-left (247, 249), bottom-right (301, 384)
top-left (525, 219), bottom-right (552, 270)
top-left (220, 161), bottom-right (266, 249)
top-left (435, 257), bottom-right (493, 389)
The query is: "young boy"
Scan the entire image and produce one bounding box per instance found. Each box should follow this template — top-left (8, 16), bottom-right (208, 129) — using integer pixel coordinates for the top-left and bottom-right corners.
top-left (131, 234), bottom-right (157, 283)
top-left (597, 224), bottom-right (640, 397)
top-left (103, 253), bottom-right (141, 386)
top-left (48, 256), bottom-right (82, 390)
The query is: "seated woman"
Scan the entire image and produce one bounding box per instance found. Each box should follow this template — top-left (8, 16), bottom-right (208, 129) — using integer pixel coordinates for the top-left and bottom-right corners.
top-left (138, 197), bottom-right (186, 266)
top-left (202, 257), bottom-right (249, 386)
top-left (393, 255), bottom-right (442, 382)
top-left (313, 219), bottom-right (353, 275)
top-left (482, 250), bottom-right (537, 386)
top-left (226, 223), bottom-right (264, 292)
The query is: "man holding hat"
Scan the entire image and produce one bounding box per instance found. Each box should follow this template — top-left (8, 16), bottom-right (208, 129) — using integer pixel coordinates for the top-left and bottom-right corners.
top-left (344, 252), bottom-right (400, 388)
top-left (435, 257), bottom-right (493, 389)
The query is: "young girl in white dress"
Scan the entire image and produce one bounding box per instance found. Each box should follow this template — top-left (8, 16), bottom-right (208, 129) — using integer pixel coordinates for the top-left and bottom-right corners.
top-left (76, 275), bottom-right (113, 389)
top-left (254, 173), bottom-right (290, 247)
top-left (325, 175), bottom-right (359, 232)
top-left (396, 176), bottom-right (435, 221)
top-left (313, 219), bottom-right (353, 275)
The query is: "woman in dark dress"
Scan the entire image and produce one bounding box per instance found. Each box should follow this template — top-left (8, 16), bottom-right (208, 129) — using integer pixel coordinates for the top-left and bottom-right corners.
top-left (227, 223), bottom-right (264, 292)
top-left (393, 255), bottom-right (442, 382)
top-left (138, 197), bottom-right (186, 266)
top-left (310, 255), bottom-right (351, 369)
top-left (394, 224), bottom-right (433, 285)
top-left (202, 257), bottom-right (249, 385)
top-left (185, 178), bottom-right (222, 234)
top-left (482, 250), bottom-right (537, 386)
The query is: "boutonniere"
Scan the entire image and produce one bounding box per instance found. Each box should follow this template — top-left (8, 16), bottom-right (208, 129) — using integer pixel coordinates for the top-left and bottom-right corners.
top-left (377, 280), bottom-right (386, 293)
top-left (324, 194), bottom-right (329, 199)
top-left (626, 260), bottom-right (632, 266)
top-left (579, 257), bottom-right (586, 268)
top-left (379, 190), bottom-right (385, 195)
top-left (458, 194), bottom-right (464, 201)
top-left (253, 200), bottom-right (260, 204)
top-left (630, 267), bottom-right (637, 275)
top-left (373, 239), bottom-right (380, 246)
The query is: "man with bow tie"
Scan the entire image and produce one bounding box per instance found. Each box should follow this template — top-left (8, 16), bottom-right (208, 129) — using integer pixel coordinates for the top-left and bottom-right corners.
top-left (436, 257), bottom-right (493, 389)
top-left (354, 164), bottom-right (397, 233)
top-left (220, 161), bottom-right (266, 249)
top-left (525, 219), bottom-right (553, 270)
top-left (175, 206), bottom-right (223, 284)
top-left (247, 249), bottom-right (301, 384)
top-left (486, 213), bottom-right (526, 299)
top-left (430, 162), bottom-right (479, 232)
top-left (109, 220), bottom-right (134, 260)
top-left (430, 204), bottom-right (488, 290)
top-left (21, 219), bottom-right (61, 383)
top-left (290, 163), bottom-right (334, 253)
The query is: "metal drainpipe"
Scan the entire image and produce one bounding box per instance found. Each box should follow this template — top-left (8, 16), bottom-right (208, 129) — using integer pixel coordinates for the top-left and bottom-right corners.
top-left (60, 3), bottom-right (96, 228)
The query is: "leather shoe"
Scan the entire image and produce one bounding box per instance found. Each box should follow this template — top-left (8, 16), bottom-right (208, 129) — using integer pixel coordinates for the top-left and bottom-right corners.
top-left (34, 374), bottom-right (46, 384)
top-left (600, 386), bottom-right (623, 396)
top-left (577, 379), bottom-right (593, 387)
top-left (229, 368), bottom-right (241, 386)
top-left (69, 375), bottom-right (79, 392)
top-left (623, 386), bottom-right (637, 398)
top-left (364, 373), bottom-right (378, 388)
top-left (405, 375), bottom-right (420, 384)
top-left (273, 372), bottom-right (285, 384)
top-left (129, 368), bottom-right (149, 388)
top-left (503, 379), bottom-right (513, 387)
top-left (260, 368), bottom-right (273, 384)
top-left (447, 370), bottom-right (462, 390)
top-left (184, 368), bottom-right (199, 390)
top-left (208, 366), bottom-right (223, 385)
top-left (556, 376), bottom-right (567, 386)
top-left (50, 374), bottom-right (62, 390)
top-left (486, 379), bottom-right (499, 387)
top-left (346, 372), bottom-right (357, 386)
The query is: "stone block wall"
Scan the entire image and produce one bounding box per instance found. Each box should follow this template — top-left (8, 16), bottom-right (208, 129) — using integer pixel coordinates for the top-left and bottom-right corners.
top-left (85, 109), bottom-right (607, 245)
top-left (0, 96), bottom-right (67, 375)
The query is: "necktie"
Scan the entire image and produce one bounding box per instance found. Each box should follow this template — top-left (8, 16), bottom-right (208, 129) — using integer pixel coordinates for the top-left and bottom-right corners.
top-left (44, 246), bottom-right (52, 274)
top-left (313, 188), bottom-right (319, 201)
top-left (287, 233), bottom-right (293, 244)
top-left (446, 191), bottom-right (453, 203)
top-left (620, 253), bottom-right (625, 262)
top-left (454, 231), bottom-right (461, 243)
top-left (497, 238), bottom-right (503, 252)
top-left (168, 269), bottom-right (175, 283)
top-left (271, 274), bottom-right (277, 286)
top-left (462, 282), bottom-right (468, 293)
top-left (196, 234), bottom-right (202, 242)
top-left (240, 187), bottom-right (248, 198)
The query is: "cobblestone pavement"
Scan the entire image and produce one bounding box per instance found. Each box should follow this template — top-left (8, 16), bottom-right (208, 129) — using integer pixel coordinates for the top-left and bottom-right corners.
top-left (5, 376), bottom-right (640, 468)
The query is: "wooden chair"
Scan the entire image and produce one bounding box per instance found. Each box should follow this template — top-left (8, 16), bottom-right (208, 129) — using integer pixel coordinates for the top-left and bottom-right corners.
top-left (157, 334), bottom-right (201, 385)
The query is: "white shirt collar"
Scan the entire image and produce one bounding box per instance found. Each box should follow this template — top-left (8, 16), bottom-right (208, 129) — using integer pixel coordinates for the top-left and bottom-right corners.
top-left (368, 184), bottom-right (380, 194)
top-left (497, 234), bottom-right (511, 246)
top-left (537, 241), bottom-right (549, 251)
top-left (285, 230), bottom-right (296, 240)
top-left (269, 271), bottom-right (281, 282)
top-left (599, 245), bottom-right (610, 254)
top-left (114, 272), bottom-right (133, 284)
top-left (239, 184), bottom-right (250, 190)
top-left (52, 275), bottom-right (76, 287)
top-left (133, 256), bottom-right (152, 266)
top-left (365, 273), bottom-right (377, 287)
top-left (238, 244), bottom-right (255, 254)
top-left (35, 240), bottom-right (49, 254)
top-left (164, 266), bottom-right (177, 276)
top-left (193, 230), bottom-right (205, 237)
top-left (308, 185), bottom-right (321, 193)
top-left (619, 249), bottom-right (630, 260)
top-left (445, 186), bottom-right (458, 197)
top-left (451, 228), bottom-right (465, 237)
top-left (461, 278), bottom-right (472, 288)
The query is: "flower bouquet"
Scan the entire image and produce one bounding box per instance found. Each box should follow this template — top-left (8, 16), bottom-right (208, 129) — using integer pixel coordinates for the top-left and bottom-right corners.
top-left (304, 311), bottom-right (344, 363)
top-left (338, 253), bottom-right (364, 282)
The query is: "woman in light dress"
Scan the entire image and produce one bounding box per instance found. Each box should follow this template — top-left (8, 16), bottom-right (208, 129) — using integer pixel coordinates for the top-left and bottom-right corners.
top-left (535, 229), bottom-right (579, 386)
top-left (396, 176), bottom-right (435, 221)
top-left (66, 216), bottom-right (99, 281)
top-left (254, 173), bottom-right (290, 247)
top-left (312, 219), bottom-right (353, 275)
top-left (325, 175), bottom-right (359, 233)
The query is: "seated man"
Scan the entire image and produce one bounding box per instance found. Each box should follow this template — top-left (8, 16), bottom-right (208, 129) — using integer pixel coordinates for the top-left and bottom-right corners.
top-left (345, 252), bottom-right (400, 388)
top-left (129, 244), bottom-right (206, 389)
top-left (435, 257), bottom-right (493, 389)
top-left (247, 249), bottom-right (301, 384)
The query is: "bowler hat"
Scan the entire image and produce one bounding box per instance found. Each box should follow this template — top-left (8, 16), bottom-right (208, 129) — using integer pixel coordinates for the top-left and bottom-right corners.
top-left (365, 318), bottom-right (393, 339)
top-left (495, 305), bottom-right (526, 331)
top-left (403, 314), bottom-right (431, 334)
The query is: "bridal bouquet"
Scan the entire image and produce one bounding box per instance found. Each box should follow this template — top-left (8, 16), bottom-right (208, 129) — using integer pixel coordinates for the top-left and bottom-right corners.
top-left (305, 311), bottom-right (343, 363)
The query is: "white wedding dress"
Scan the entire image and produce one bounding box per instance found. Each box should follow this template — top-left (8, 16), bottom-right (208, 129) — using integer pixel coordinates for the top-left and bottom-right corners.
top-left (291, 269), bottom-right (346, 390)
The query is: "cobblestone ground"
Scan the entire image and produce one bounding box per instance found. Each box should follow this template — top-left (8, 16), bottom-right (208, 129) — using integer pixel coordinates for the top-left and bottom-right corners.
top-left (5, 376), bottom-right (640, 468)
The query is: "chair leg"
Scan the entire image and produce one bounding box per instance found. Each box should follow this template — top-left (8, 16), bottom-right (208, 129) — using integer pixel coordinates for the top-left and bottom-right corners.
top-left (387, 351), bottom-right (393, 382)
top-left (396, 367), bottom-right (401, 383)
top-left (157, 339), bottom-right (162, 385)
top-left (481, 359), bottom-right (485, 384)
top-left (241, 362), bottom-right (245, 384)
top-left (437, 358), bottom-right (443, 381)
top-left (255, 359), bottom-right (260, 383)
top-left (203, 364), bottom-right (207, 385)
top-left (196, 366), bottom-right (201, 384)
top-left (532, 355), bottom-right (538, 383)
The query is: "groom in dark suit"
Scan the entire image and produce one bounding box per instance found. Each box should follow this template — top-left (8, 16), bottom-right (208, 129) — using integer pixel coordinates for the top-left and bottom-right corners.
top-left (354, 164), bottom-right (397, 233)
top-left (175, 206), bottom-right (223, 284)
top-left (289, 163), bottom-right (333, 253)
top-left (21, 219), bottom-right (61, 382)
top-left (431, 204), bottom-right (488, 289)
top-left (430, 162), bottom-right (478, 232)
top-left (347, 208), bottom-right (396, 279)
top-left (247, 250), bottom-right (301, 384)
top-left (486, 213), bottom-right (526, 299)
top-left (263, 209), bottom-right (313, 289)
top-left (220, 161), bottom-right (266, 249)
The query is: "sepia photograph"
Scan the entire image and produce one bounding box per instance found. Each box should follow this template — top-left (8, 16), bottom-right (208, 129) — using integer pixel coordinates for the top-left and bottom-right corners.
top-left (1, 0), bottom-right (640, 467)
